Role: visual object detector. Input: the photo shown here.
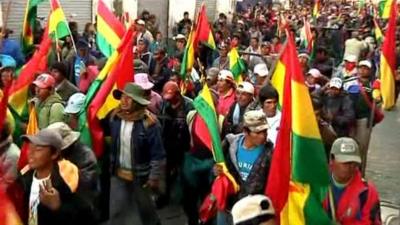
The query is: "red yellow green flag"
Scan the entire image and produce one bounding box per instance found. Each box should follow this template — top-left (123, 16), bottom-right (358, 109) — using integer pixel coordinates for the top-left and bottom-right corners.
top-left (380, 1), bottom-right (397, 110)
top-left (267, 34), bottom-right (330, 225)
top-left (79, 26), bottom-right (135, 157)
top-left (49, 0), bottom-right (71, 39)
top-left (194, 3), bottom-right (216, 50)
top-left (180, 28), bottom-right (196, 80)
top-left (312, 0), bottom-right (321, 18)
top-left (193, 84), bottom-right (239, 211)
top-left (228, 47), bottom-right (246, 83)
top-left (21, 0), bottom-right (46, 54)
top-left (379, 0), bottom-right (394, 19)
top-left (96, 0), bottom-right (126, 58)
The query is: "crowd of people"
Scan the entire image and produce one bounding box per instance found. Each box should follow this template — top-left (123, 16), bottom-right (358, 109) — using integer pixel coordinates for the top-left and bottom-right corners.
top-left (0, 1), bottom-right (398, 225)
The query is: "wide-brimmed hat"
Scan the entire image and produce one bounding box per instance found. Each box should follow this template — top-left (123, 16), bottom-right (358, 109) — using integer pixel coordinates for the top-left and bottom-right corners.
top-left (134, 73), bottom-right (154, 90)
top-left (47, 122), bottom-right (80, 150)
top-left (112, 82), bottom-right (150, 106)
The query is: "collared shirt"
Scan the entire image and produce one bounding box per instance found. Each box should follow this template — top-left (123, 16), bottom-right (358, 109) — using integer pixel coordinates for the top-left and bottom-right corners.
top-left (218, 88), bottom-right (236, 117)
top-left (119, 120), bottom-right (134, 170)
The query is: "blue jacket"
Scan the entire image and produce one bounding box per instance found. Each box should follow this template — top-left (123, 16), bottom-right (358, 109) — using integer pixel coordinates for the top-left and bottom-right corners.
top-left (109, 112), bottom-right (166, 181)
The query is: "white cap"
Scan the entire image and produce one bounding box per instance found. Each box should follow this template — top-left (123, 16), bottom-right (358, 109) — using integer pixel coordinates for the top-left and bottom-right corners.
top-left (307, 68), bottom-right (322, 78)
top-left (329, 77), bottom-right (343, 89)
top-left (298, 53), bottom-right (310, 60)
top-left (218, 70), bottom-right (235, 83)
top-left (232, 195), bottom-right (275, 224)
top-left (173, 34), bottom-right (186, 41)
top-left (65, 93), bottom-right (86, 114)
top-left (344, 54), bottom-right (358, 63)
top-left (136, 19), bottom-right (145, 25)
top-left (237, 81), bottom-right (255, 95)
top-left (358, 60), bottom-right (372, 69)
top-left (254, 64), bottom-right (269, 77)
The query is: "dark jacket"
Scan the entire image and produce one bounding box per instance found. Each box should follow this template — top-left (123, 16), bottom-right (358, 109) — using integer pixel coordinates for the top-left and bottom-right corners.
top-left (56, 79), bottom-right (79, 103)
top-left (8, 164), bottom-right (95, 225)
top-left (62, 142), bottom-right (99, 198)
top-left (222, 102), bottom-right (251, 137)
top-left (223, 134), bottom-right (273, 208)
top-left (159, 96), bottom-right (193, 169)
top-left (150, 57), bottom-right (171, 93)
top-left (320, 92), bottom-right (355, 137)
top-left (109, 112), bottom-right (166, 182)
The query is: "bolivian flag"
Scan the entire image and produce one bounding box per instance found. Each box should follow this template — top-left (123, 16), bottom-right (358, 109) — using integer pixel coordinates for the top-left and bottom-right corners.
top-left (228, 47), bottom-right (246, 83)
top-left (194, 3), bottom-right (216, 50)
top-left (380, 1), bottom-right (397, 110)
top-left (193, 84), bottom-right (239, 210)
top-left (267, 34), bottom-right (331, 225)
top-left (379, 0), bottom-right (394, 19)
top-left (21, 0), bottom-right (46, 54)
top-left (312, 0), bottom-right (321, 18)
top-left (180, 28), bottom-right (196, 80)
top-left (49, 0), bottom-right (71, 39)
top-left (96, 0), bottom-right (126, 58)
top-left (79, 26), bottom-right (135, 157)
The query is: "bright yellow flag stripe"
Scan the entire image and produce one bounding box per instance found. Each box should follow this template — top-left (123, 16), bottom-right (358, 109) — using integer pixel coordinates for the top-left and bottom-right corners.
top-left (382, 0), bottom-right (394, 18)
top-left (200, 84), bottom-right (216, 112)
top-left (281, 182), bottom-right (310, 225)
top-left (271, 60), bottom-right (286, 106)
top-left (49, 8), bottom-right (66, 34)
top-left (97, 16), bottom-right (121, 49)
top-left (381, 55), bottom-right (396, 109)
top-left (9, 88), bottom-right (29, 115)
top-left (96, 84), bottom-right (118, 119)
top-left (292, 80), bottom-right (321, 139)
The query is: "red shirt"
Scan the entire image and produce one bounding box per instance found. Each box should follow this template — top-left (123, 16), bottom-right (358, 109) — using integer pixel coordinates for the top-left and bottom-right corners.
top-left (217, 89), bottom-right (236, 117)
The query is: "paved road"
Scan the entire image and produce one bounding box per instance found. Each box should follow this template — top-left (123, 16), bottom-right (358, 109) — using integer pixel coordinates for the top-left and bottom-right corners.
top-left (367, 103), bottom-right (400, 205)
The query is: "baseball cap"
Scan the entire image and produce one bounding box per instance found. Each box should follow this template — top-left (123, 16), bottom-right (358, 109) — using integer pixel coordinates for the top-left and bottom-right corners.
top-left (0, 54), bottom-right (16, 70)
top-left (134, 73), bottom-right (154, 90)
top-left (232, 195), bottom-right (275, 225)
top-left (218, 70), bottom-right (235, 83)
top-left (162, 81), bottom-right (180, 100)
top-left (47, 122), bottom-right (80, 150)
top-left (358, 60), bottom-right (372, 69)
top-left (173, 34), bottom-right (186, 41)
top-left (298, 53), bottom-right (310, 60)
top-left (206, 67), bottom-right (220, 80)
top-left (33, 73), bottom-right (56, 89)
top-left (22, 128), bottom-right (63, 150)
top-left (65, 93), bottom-right (86, 114)
top-left (329, 78), bottom-right (343, 89)
top-left (136, 19), bottom-right (145, 25)
top-left (307, 68), bottom-right (322, 78)
top-left (331, 137), bottom-right (361, 164)
top-left (344, 54), bottom-right (358, 63)
top-left (237, 81), bottom-right (255, 95)
top-left (243, 110), bottom-right (269, 132)
top-left (254, 64), bottom-right (269, 77)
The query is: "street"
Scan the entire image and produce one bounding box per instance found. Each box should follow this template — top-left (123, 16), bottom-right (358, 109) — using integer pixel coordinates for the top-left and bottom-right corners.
top-left (367, 103), bottom-right (400, 206)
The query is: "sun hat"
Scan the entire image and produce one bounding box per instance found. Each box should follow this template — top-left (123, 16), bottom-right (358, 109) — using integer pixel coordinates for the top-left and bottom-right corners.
top-left (112, 82), bottom-right (151, 106)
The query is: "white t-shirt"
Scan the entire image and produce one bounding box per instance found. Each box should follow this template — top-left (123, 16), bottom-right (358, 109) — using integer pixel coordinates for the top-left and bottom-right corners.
top-left (29, 174), bottom-right (50, 225)
top-left (266, 111), bottom-right (281, 147)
